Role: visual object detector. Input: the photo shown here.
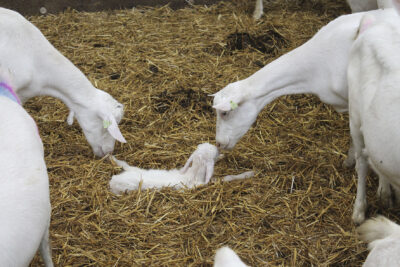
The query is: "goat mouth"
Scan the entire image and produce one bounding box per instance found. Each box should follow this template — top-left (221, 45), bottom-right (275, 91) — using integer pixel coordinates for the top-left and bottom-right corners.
top-left (94, 146), bottom-right (109, 157)
top-left (218, 145), bottom-right (233, 151)
top-left (217, 137), bottom-right (235, 151)
top-left (95, 151), bottom-right (106, 157)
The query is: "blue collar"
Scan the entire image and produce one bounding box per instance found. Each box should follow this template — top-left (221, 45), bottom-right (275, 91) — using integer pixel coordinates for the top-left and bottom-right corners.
top-left (0, 82), bottom-right (21, 105)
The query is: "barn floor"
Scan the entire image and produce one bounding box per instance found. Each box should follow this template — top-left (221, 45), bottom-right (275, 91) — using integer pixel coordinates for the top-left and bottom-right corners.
top-left (25, 1), bottom-right (400, 266)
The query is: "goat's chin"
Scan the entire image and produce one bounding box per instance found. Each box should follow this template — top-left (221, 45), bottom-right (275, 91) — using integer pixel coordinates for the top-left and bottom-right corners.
top-left (93, 149), bottom-right (106, 157)
top-left (93, 146), bottom-right (113, 157)
top-left (219, 144), bottom-right (235, 151)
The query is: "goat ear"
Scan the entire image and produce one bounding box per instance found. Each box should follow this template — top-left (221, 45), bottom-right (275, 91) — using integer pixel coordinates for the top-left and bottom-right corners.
top-left (359, 14), bottom-right (376, 34)
top-left (67, 111), bottom-right (75, 126)
top-left (110, 155), bottom-right (132, 170)
top-left (180, 154), bottom-right (194, 174)
top-left (205, 161), bottom-right (214, 184)
top-left (103, 114), bottom-right (127, 143)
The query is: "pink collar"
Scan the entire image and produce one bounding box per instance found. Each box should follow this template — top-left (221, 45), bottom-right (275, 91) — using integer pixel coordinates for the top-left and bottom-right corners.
top-left (0, 82), bottom-right (40, 136)
top-left (0, 82), bottom-right (21, 105)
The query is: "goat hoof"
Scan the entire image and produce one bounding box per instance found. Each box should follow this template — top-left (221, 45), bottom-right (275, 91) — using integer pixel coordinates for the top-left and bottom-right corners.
top-left (352, 210), bottom-right (366, 225)
top-left (377, 186), bottom-right (393, 208)
top-left (252, 11), bottom-right (263, 20)
top-left (343, 157), bottom-right (356, 168)
top-left (352, 200), bottom-right (367, 225)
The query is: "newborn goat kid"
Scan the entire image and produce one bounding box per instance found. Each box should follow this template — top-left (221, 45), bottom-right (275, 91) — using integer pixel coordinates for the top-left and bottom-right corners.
top-left (109, 143), bottom-right (219, 193)
top-left (0, 8), bottom-right (126, 157)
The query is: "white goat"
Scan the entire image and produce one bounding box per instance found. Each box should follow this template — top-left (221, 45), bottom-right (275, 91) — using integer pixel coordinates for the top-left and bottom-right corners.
top-left (214, 247), bottom-right (249, 267)
top-left (347, 0), bottom-right (393, 12)
top-left (0, 7), bottom-right (126, 157)
top-left (109, 143), bottom-right (219, 193)
top-left (357, 216), bottom-right (400, 266)
top-left (109, 143), bottom-right (255, 193)
top-left (0, 79), bottom-right (53, 266)
top-left (212, 8), bottom-right (400, 167)
top-left (253, 0), bottom-right (264, 20)
top-left (348, 0), bottom-right (400, 223)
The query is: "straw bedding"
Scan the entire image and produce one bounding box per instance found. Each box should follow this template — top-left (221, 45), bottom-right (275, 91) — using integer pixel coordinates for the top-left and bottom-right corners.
top-left (25, 1), bottom-right (400, 266)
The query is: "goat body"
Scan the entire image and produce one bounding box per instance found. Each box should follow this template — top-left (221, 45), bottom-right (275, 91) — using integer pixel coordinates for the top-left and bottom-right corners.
top-left (0, 8), bottom-right (126, 157)
top-left (348, 0), bottom-right (400, 223)
top-left (109, 160), bottom-right (203, 192)
top-left (0, 93), bottom-right (53, 266)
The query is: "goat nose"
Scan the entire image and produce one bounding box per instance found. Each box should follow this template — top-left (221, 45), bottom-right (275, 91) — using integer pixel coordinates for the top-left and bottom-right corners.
top-left (216, 142), bottom-right (221, 149)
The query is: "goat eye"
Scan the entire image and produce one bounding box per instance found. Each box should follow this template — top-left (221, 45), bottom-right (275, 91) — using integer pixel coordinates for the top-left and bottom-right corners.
top-left (221, 111), bottom-right (228, 116)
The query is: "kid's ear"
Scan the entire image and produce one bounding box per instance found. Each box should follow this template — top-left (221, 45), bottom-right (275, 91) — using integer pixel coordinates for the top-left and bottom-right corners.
top-left (180, 154), bottom-right (194, 174)
top-left (205, 161), bottom-right (215, 184)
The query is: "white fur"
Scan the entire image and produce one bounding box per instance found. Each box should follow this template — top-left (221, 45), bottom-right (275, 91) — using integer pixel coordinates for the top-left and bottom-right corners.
top-left (0, 8), bottom-right (126, 157)
top-left (0, 94), bottom-right (53, 265)
top-left (357, 216), bottom-right (400, 266)
top-left (348, 0), bottom-right (400, 223)
top-left (109, 143), bottom-right (219, 193)
top-left (253, 0), bottom-right (263, 20)
top-left (214, 247), bottom-right (249, 267)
